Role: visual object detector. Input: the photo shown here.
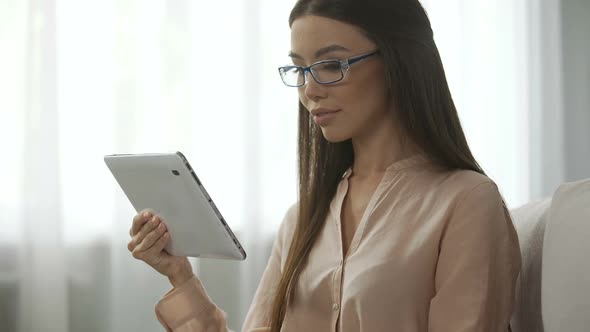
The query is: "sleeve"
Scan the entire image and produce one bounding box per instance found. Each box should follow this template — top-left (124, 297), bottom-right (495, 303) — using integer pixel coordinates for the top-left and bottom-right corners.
top-left (428, 181), bottom-right (522, 332)
top-left (155, 275), bottom-right (231, 332)
top-left (154, 204), bottom-right (296, 332)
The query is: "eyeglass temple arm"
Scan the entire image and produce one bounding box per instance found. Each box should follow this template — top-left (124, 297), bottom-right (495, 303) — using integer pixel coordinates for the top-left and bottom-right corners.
top-left (347, 50), bottom-right (379, 65)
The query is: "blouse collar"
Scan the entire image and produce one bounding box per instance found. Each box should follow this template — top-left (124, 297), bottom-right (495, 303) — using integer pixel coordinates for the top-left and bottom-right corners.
top-left (341, 153), bottom-right (431, 180)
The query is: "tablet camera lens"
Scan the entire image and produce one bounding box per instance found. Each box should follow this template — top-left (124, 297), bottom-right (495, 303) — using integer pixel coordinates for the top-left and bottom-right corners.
top-left (172, 170), bottom-right (180, 176)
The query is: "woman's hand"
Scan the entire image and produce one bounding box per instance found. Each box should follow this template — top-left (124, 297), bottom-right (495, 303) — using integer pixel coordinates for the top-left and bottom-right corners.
top-left (128, 209), bottom-right (194, 287)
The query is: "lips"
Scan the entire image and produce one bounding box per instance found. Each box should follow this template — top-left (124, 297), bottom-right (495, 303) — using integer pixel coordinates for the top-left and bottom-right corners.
top-left (311, 108), bottom-right (340, 116)
top-left (314, 110), bottom-right (340, 117)
top-left (311, 108), bottom-right (341, 126)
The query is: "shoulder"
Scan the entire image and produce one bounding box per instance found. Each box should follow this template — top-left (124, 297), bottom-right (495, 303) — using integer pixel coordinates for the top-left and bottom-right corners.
top-left (275, 202), bottom-right (299, 249)
top-left (431, 171), bottom-right (513, 244)
top-left (411, 160), bottom-right (497, 195)
top-left (437, 171), bottom-right (507, 228)
top-left (445, 169), bottom-right (495, 188)
top-left (415, 167), bottom-right (504, 215)
top-left (280, 201), bottom-right (299, 232)
top-left (438, 169), bottom-right (500, 201)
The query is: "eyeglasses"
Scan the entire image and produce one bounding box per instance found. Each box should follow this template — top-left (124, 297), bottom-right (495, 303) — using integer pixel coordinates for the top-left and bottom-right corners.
top-left (278, 50), bottom-right (379, 87)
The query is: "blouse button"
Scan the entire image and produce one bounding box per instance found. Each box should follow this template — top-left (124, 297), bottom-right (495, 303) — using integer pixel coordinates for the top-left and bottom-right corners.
top-left (332, 303), bottom-right (340, 311)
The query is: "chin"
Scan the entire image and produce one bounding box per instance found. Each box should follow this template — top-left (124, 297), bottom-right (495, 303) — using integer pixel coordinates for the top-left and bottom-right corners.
top-left (320, 127), bottom-right (352, 143)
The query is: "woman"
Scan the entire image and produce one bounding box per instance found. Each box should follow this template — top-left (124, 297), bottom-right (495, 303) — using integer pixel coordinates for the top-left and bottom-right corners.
top-left (127, 0), bottom-right (521, 331)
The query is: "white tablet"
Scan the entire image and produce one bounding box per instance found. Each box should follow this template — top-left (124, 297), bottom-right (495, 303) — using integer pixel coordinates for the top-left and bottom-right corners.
top-left (104, 152), bottom-right (246, 260)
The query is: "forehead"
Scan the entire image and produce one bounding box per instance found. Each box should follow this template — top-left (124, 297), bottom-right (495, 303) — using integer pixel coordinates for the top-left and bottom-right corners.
top-left (290, 15), bottom-right (375, 60)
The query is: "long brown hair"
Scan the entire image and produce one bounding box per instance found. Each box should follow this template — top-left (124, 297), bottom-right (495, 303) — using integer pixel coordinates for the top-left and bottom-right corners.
top-left (270, 0), bottom-right (504, 330)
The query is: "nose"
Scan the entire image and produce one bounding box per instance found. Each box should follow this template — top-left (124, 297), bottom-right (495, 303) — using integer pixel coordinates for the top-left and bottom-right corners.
top-left (301, 71), bottom-right (328, 101)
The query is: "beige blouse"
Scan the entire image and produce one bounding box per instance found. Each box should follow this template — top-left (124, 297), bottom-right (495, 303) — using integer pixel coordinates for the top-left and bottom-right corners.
top-left (154, 154), bottom-right (522, 332)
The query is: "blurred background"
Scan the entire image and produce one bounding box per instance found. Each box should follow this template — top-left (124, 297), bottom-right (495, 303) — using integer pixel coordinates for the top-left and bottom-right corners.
top-left (0, 0), bottom-right (588, 331)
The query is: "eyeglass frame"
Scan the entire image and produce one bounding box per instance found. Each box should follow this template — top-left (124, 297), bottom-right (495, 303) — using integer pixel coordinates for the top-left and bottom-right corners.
top-left (278, 50), bottom-right (380, 87)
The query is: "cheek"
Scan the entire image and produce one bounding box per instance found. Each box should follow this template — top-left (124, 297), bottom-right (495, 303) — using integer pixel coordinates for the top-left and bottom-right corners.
top-left (341, 63), bottom-right (387, 106)
top-left (357, 72), bottom-right (389, 112)
top-left (343, 79), bottom-right (388, 115)
top-left (295, 66), bottom-right (388, 113)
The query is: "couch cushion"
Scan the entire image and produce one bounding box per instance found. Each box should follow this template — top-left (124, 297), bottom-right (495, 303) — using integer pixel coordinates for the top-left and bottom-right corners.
top-left (510, 198), bottom-right (551, 332)
top-left (542, 178), bottom-right (590, 331)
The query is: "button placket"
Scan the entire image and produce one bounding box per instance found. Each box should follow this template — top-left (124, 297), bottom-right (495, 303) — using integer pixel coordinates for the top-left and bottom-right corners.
top-left (332, 263), bottom-right (343, 306)
top-left (330, 262), bottom-right (343, 332)
top-left (331, 262), bottom-right (344, 332)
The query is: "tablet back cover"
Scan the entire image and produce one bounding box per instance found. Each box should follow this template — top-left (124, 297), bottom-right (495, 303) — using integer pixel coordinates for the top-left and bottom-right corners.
top-left (104, 153), bottom-right (246, 260)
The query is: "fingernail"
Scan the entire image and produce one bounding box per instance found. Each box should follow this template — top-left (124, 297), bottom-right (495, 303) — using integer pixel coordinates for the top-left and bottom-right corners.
top-left (143, 212), bottom-right (149, 218)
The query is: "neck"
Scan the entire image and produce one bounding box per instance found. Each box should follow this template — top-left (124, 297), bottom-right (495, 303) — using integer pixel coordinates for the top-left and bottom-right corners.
top-left (350, 118), bottom-right (420, 178)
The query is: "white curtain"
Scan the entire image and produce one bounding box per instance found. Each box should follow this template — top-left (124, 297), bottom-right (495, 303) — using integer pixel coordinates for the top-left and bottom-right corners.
top-left (0, 0), bottom-right (576, 331)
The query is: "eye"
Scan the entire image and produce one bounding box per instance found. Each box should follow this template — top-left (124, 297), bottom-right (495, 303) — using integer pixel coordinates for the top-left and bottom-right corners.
top-left (315, 61), bottom-right (341, 72)
top-left (280, 66), bottom-right (301, 76)
top-left (285, 66), bottom-right (301, 74)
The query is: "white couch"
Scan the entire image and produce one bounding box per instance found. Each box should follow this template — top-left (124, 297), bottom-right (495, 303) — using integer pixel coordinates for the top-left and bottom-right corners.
top-left (510, 178), bottom-right (590, 332)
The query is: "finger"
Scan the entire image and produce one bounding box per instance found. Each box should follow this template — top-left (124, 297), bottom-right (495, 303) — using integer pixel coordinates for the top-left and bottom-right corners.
top-left (130, 209), bottom-right (154, 236)
top-left (127, 238), bottom-right (136, 252)
top-left (143, 231), bottom-right (171, 260)
top-left (134, 222), bottom-right (167, 252)
top-left (132, 231), bottom-right (170, 263)
top-left (130, 211), bottom-right (149, 237)
top-left (145, 231), bottom-right (170, 258)
top-left (153, 231), bottom-right (170, 253)
top-left (129, 215), bottom-right (161, 249)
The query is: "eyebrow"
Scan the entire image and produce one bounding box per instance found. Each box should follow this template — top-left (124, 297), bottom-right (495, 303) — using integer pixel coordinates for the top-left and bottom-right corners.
top-left (288, 44), bottom-right (351, 60)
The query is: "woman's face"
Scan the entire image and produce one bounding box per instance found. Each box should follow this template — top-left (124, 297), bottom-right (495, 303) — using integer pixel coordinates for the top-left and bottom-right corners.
top-left (290, 15), bottom-right (392, 142)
